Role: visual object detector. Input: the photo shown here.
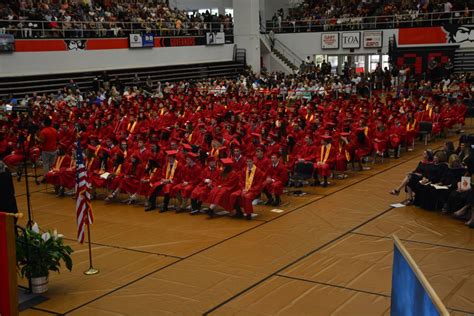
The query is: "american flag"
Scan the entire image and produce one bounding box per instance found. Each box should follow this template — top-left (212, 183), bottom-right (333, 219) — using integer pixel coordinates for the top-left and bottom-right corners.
top-left (75, 140), bottom-right (94, 243)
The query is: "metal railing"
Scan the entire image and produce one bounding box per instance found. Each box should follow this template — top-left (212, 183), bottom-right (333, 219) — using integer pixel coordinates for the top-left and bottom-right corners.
top-left (0, 20), bottom-right (234, 39)
top-left (274, 38), bottom-right (304, 66)
top-left (265, 9), bottom-right (474, 33)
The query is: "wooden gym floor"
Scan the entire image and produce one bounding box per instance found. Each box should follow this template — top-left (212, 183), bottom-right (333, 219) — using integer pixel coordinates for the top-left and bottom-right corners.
top-left (15, 132), bottom-right (474, 316)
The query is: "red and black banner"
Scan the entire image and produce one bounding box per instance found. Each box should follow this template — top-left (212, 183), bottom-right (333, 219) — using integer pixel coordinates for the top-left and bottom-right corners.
top-left (14, 35), bottom-right (234, 52)
top-left (398, 24), bottom-right (474, 46)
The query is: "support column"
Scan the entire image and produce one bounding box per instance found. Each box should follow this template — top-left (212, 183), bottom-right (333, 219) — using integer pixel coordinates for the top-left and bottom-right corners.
top-left (233, 0), bottom-right (261, 74)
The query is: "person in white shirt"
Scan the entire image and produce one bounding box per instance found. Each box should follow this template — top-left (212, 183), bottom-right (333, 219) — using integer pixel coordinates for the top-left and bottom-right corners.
top-left (444, 1), bottom-right (453, 13)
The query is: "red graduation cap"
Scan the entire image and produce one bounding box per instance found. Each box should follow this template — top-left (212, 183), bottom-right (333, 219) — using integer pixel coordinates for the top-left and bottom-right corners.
top-left (187, 152), bottom-right (198, 159)
top-left (166, 150), bottom-right (178, 156)
top-left (220, 158), bottom-right (233, 166)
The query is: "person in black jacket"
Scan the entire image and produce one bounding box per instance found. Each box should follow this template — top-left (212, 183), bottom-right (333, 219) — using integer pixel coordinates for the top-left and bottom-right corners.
top-left (0, 160), bottom-right (18, 219)
top-left (413, 151), bottom-right (448, 209)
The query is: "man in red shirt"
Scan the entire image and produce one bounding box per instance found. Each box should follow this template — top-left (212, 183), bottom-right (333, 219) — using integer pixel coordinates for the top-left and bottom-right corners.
top-left (37, 117), bottom-right (59, 179)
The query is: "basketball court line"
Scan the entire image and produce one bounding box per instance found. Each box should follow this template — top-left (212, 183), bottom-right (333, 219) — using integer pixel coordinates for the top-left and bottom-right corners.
top-left (351, 231), bottom-right (474, 253)
top-left (276, 274), bottom-right (391, 298)
top-left (274, 275), bottom-right (474, 315)
top-left (61, 237), bottom-right (184, 259)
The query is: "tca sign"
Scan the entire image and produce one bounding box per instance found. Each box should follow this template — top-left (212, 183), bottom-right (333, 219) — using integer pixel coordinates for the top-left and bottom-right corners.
top-left (341, 32), bottom-right (361, 49)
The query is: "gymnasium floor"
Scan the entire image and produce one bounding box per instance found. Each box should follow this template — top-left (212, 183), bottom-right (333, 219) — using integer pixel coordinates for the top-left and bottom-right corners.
top-left (16, 133), bottom-right (474, 315)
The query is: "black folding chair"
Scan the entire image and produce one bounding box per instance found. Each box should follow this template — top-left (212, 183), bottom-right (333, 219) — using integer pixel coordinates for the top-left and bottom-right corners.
top-left (290, 161), bottom-right (314, 188)
top-left (419, 121), bottom-right (433, 145)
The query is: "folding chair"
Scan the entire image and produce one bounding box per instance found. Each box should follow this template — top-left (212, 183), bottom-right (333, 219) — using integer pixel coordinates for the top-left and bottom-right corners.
top-left (418, 121), bottom-right (433, 146)
top-left (290, 161), bottom-right (314, 188)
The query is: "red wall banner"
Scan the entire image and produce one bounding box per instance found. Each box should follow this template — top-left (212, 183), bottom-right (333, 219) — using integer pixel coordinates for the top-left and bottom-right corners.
top-left (14, 36), bottom-right (206, 52)
top-left (398, 27), bottom-right (448, 45)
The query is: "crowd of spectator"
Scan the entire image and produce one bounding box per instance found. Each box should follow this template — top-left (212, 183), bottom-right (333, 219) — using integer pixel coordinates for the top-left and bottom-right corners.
top-left (0, 0), bottom-right (233, 38)
top-left (268, 0), bottom-right (473, 32)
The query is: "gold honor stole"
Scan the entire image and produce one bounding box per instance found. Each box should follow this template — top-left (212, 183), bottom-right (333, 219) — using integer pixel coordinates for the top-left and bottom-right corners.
top-left (165, 161), bottom-right (178, 180)
top-left (127, 121), bottom-right (137, 133)
top-left (94, 145), bottom-right (101, 156)
top-left (54, 156), bottom-right (65, 170)
top-left (86, 158), bottom-right (95, 170)
top-left (364, 127), bottom-right (368, 136)
top-left (339, 145), bottom-right (350, 161)
top-left (245, 165), bottom-right (257, 190)
top-left (70, 159), bottom-right (76, 168)
top-left (187, 132), bottom-right (193, 142)
top-left (320, 144), bottom-right (332, 163)
top-left (211, 148), bottom-right (220, 158)
top-left (406, 119), bottom-right (416, 132)
top-left (114, 165), bottom-right (122, 175)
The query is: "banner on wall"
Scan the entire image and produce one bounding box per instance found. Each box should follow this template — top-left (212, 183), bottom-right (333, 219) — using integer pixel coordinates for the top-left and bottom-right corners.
top-left (363, 31), bottom-right (382, 48)
top-left (142, 34), bottom-right (154, 47)
top-left (13, 35), bottom-right (233, 52)
top-left (321, 33), bottom-right (339, 49)
top-left (0, 34), bottom-right (15, 52)
top-left (129, 34), bottom-right (143, 48)
top-left (206, 32), bottom-right (225, 45)
top-left (341, 32), bottom-right (361, 49)
top-left (398, 25), bottom-right (474, 48)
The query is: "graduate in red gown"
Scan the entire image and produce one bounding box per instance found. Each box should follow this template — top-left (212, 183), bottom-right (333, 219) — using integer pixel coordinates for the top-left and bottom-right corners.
top-left (229, 157), bottom-right (265, 220)
top-left (57, 148), bottom-right (77, 196)
top-left (372, 121), bottom-right (389, 156)
top-left (388, 118), bottom-right (404, 158)
top-left (106, 154), bottom-right (145, 203)
top-left (263, 153), bottom-right (288, 206)
top-left (314, 135), bottom-right (336, 187)
top-left (253, 146), bottom-right (270, 174)
top-left (137, 159), bottom-right (161, 198)
top-left (206, 158), bottom-right (240, 218)
top-left (335, 133), bottom-right (350, 178)
top-left (90, 149), bottom-right (123, 191)
top-left (172, 152), bottom-right (202, 212)
top-left (44, 145), bottom-right (71, 191)
top-left (190, 156), bottom-right (220, 215)
top-left (353, 129), bottom-right (372, 171)
top-left (145, 150), bottom-right (182, 212)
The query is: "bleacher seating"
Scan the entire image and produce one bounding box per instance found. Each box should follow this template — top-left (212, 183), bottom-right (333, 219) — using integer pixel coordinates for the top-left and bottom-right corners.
top-left (0, 61), bottom-right (245, 99)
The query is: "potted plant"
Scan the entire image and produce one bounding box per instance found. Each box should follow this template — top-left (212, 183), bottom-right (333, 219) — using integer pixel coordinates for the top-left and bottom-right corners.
top-left (16, 223), bottom-right (73, 294)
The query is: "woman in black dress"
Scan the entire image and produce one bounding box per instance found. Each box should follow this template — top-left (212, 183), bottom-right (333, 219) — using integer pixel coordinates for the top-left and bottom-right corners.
top-left (0, 160), bottom-right (18, 217)
top-left (390, 149), bottom-right (434, 205)
top-left (413, 151), bottom-right (449, 210)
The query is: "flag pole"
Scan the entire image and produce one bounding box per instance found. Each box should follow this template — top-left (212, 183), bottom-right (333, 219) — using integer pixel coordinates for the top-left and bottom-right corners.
top-left (83, 223), bottom-right (99, 275)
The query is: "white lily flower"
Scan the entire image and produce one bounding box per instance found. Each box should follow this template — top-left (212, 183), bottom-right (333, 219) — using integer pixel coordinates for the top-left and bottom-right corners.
top-left (42, 232), bottom-right (51, 242)
top-left (53, 229), bottom-right (58, 240)
top-left (32, 222), bottom-right (40, 233)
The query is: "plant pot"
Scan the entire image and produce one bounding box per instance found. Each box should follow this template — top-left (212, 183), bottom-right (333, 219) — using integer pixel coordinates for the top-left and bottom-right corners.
top-left (31, 276), bottom-right (49, 294)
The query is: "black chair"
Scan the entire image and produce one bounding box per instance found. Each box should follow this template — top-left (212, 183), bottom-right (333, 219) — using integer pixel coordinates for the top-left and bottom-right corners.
top-left (290, 161), bottom-right (314, 188)
top-left (419, 121), bottom-right (433, 145)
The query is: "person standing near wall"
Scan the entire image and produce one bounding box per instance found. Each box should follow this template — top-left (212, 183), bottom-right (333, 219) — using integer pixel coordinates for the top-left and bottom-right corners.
top-left (0, 160), bottom-right (18, 220)
top-left (37, 117), bottom-right (58, 181)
